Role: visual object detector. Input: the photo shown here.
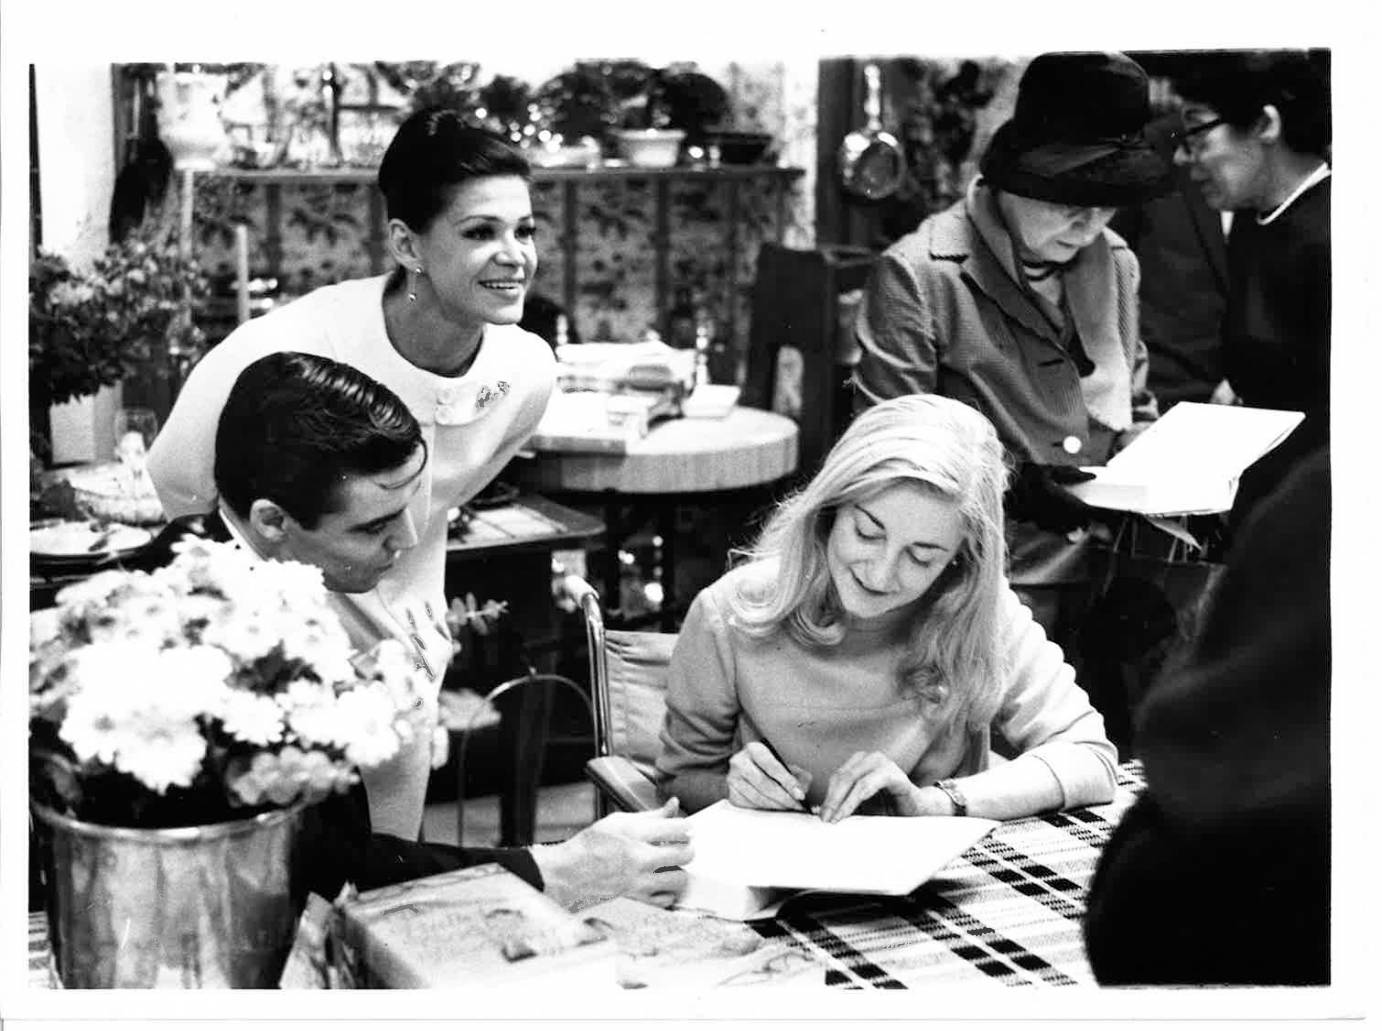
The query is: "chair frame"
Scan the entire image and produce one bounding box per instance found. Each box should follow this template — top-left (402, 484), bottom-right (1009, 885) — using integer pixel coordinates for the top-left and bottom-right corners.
top-left (564, 574), bottom-right (669, 815)
top-left (453, 669), bottom-right (598, 847)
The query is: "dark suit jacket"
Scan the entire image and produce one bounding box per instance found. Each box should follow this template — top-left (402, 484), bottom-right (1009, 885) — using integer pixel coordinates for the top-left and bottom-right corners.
top-left (125, 513), bottom-right (544, 900)
top-left (1110, 113), bottom-right (1229, 407)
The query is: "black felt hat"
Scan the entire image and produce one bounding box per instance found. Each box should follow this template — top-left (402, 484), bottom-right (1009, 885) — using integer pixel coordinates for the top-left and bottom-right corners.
top-left (980, 52), bottom-right (1174, 207)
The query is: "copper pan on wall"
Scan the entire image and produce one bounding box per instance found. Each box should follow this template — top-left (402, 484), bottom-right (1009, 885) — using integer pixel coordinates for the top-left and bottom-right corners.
top-left (837, 63), bottom-right (905, 201)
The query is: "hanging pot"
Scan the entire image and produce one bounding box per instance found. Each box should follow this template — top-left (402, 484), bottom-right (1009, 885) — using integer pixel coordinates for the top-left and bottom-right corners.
top-left (838, 63), bottom-right (906, 201)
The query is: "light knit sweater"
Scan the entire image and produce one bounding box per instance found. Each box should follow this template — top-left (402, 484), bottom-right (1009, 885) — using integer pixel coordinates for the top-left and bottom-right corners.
top-left (656, 561), bottom-right (1117, 816)
top-left (147, 274), bottom-right (556, 837)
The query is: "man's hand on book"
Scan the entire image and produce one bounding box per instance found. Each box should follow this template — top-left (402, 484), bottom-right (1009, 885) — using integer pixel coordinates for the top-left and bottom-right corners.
top-left (533, 798), bottom-right (693, 911)
top-left (1005, 463), bottom-right (1097, 534)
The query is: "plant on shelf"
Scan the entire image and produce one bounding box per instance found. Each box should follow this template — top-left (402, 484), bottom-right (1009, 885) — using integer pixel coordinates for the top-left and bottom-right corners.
top-left (28, 219), bottom-right (211, 460)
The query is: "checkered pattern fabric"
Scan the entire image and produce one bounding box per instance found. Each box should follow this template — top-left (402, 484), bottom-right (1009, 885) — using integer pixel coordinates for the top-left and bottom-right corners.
top-left (29, 911), bottom-right (58, 989)
top-left (28, 763), bottom-right (1144, 990)
top-left (749, 761), bottom-right (1146, 988)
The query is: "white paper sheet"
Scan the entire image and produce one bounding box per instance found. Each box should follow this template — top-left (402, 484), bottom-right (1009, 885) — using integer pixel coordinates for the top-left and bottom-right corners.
top-left (1065, 402), bottom-right (1305, 515)
top-left (677, 802), bottom-right (998, 921)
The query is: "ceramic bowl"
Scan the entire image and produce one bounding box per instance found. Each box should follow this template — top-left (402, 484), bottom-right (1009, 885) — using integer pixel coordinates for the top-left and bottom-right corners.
top-left (612, 129), bottom-right (686, 169)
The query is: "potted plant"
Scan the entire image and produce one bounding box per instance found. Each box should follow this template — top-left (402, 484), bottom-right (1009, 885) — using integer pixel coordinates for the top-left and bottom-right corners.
top-left (29, 539), bottom-right (430, 987)
top-left (28, 220), bottom-right (210, 463)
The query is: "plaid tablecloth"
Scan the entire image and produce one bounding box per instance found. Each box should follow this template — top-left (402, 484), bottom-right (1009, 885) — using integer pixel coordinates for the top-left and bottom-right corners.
top-left (28, 763), bottom-right (1143, 990)
top-left (749, 761), bottom-right (1145, 988)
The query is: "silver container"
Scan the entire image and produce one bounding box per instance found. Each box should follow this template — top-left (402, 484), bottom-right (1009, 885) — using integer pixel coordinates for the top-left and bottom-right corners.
top-left (31, 800), bottom-right (304, 988)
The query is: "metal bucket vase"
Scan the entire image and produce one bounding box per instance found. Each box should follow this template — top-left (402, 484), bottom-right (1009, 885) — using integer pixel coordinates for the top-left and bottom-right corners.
top-left (31, 800), bottom-right (304, 988)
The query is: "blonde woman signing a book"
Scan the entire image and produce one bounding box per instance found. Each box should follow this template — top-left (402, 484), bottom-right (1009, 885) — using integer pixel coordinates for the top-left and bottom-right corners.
top-left (656, 395), bottom-right (1117, 821)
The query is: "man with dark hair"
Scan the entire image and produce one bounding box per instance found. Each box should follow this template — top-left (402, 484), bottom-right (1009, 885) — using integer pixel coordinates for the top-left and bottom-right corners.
top-left (1171, 49), bottom-right (1331, 529)
top-left (212, 351), bottom-right (428, 595)
top-left (142, 353), bottom-right (693, 910)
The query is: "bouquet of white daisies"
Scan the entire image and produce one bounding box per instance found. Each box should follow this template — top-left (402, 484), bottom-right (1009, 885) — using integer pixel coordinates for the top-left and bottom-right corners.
top-left (29, 539), bottom-right (428, 828)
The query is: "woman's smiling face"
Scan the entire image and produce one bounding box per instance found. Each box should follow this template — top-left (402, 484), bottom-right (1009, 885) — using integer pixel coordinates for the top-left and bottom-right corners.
top-left (825, 481), bottom-right (966, 620)
top-left (408, 174), bottom-right (537, 334)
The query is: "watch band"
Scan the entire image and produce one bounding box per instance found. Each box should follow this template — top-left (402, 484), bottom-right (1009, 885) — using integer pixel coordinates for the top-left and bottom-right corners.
top-left (934, 778), bottom-right (968, 816)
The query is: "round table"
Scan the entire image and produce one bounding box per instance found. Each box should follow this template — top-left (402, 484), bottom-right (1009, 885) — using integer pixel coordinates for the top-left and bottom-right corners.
top-left (513, 407), bottom-right (799, 627)
top-left (515, 406), bottom-right (799, 495)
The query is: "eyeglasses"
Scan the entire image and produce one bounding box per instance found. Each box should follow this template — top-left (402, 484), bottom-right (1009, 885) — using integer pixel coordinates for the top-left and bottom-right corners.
top-left (1169, 117), bottom-right (1227, 155)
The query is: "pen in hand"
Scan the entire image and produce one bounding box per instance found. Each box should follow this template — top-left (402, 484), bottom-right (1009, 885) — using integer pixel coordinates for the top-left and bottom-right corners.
top-left (758, 736), bottom-right (812, 814)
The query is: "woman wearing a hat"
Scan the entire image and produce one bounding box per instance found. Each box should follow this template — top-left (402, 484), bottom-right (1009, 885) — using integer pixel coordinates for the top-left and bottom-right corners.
top-left (853, 52), bottom-right (1174, 638)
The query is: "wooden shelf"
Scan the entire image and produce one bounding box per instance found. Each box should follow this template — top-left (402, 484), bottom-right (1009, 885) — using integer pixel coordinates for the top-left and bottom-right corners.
top-left (195, 164), bottom-right (803, 185)
top-left (181, 162), bottom-right (805, 356)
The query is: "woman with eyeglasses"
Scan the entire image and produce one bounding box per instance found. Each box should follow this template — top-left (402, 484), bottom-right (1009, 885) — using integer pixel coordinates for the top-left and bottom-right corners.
top-left (1170, 50), bottom-right (1331, 531)
top-left (853, 52), bottom-right (1174, 645)
top-left (148, 108), bottom-right (560, 841)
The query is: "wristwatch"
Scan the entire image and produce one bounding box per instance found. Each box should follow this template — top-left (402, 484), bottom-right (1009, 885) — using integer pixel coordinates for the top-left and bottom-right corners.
top-left (933, 778), bottom-right (968, 816)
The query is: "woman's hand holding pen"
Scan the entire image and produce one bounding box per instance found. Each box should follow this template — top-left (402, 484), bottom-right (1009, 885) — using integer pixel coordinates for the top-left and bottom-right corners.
top-left (727, 740), bottom-right (813, 812)
top-left (817, 751), bottom-right (954, 823)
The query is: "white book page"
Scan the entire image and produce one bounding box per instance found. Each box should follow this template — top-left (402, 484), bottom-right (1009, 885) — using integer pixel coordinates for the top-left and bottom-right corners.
top-left (683, 802), bottom-right (998, 899)
top-left (1063, 403), bottom-right (1305, 514)
top-left (1101, 402), bottom-right (1304, 479)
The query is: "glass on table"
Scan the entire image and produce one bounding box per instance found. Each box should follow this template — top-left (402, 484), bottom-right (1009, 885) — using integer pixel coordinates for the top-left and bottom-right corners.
top-left (113, 407), bottom-right (159, 463)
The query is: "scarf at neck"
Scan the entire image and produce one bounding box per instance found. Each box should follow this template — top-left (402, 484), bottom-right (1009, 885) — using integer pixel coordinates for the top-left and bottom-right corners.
top-left (966, 179), bottom-right (1134, 433)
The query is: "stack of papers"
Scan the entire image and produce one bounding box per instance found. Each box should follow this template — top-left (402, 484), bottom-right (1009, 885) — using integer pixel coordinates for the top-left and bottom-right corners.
top-left (678, 801), bottom-right (998, 921)
top-left (528, 391), bottom-right (674, 454)
top-left (1064, 402), bottom-right (1305, 516)
top-left (554, 341), bottom-right (696, 394)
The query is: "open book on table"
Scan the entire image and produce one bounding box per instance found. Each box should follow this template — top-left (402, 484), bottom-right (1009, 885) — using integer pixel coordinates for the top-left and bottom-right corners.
top-left (1063, 402), bottom-right (1305, 516)
top-left (677, 801), bottom-right (999, 921)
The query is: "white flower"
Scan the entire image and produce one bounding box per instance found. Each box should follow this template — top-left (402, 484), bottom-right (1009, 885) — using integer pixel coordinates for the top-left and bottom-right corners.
top-left (219, 690), bottom-right (284, 746)
top-left (30, 539), bottom-right (424, 819)
top-left (55, 641), bottom-right (230, 793)
top-left (113, 721), bottom-right (208, 793)
top-left (228, 746), bottom-right (355, 807)
top-left (199, 608), bottom-right (279, 664)
top-left (280, 678), bottom-right (344, 748)
top-left (334, 684), bottom-right (411, 769)
top-left (279, 617), bottom-right (356, 685)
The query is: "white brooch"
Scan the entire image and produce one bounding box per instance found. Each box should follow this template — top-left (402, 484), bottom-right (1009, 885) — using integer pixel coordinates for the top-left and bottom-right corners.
top-left (475, 381), bottom-right (511, 412)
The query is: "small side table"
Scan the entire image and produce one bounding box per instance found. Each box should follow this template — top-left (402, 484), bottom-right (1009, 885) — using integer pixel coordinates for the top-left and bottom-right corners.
top-left (512, 407), bottom-right (799, 628)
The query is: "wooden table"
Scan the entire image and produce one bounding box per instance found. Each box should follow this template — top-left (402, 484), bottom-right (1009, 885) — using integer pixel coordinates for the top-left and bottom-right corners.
top-left (513, 407), bottom-right (799, 628)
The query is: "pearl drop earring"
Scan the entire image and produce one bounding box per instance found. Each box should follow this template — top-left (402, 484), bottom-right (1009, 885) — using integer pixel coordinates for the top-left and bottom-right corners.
top-left (408, 267), bottom-right (424, 303)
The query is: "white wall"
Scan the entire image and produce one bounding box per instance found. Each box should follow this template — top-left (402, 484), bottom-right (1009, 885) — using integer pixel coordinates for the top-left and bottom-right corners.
top-left (34, 64), bottom-right (120, 465)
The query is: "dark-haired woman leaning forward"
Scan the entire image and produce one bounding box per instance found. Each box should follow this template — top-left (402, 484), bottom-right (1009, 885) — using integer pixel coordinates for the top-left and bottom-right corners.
top-left (149, 109), bottom-right (556, 840)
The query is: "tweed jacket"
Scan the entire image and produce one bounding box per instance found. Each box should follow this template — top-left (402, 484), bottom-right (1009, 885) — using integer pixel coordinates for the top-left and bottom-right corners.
top-left (853, 188), bottom-right (1157, 470)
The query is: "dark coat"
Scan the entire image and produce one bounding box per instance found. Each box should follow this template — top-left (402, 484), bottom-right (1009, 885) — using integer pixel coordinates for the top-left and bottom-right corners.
top-left (1083, 448), bottom-right (1329, 985)
top-left (1109, 113), bottom-right (1229, 407)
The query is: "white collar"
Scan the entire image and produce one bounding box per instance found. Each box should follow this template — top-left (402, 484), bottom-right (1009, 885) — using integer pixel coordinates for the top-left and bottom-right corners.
top-left (1257, 163), bottom-right (1331, 226)
top-left (218, 503), bottom-right (262, 556)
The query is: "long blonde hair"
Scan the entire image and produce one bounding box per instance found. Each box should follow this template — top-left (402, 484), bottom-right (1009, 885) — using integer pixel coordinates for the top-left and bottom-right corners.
top-left (728, 395), bottom-right (1010, 730)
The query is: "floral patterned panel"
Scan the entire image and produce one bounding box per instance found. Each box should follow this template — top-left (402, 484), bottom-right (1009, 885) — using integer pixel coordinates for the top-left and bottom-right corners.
top-left (572, 177), bottom-right (658, 342)
top-left (181, 60), bottom-right (816, 346)
top-left (528, 178), bottom-right (567, 319)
